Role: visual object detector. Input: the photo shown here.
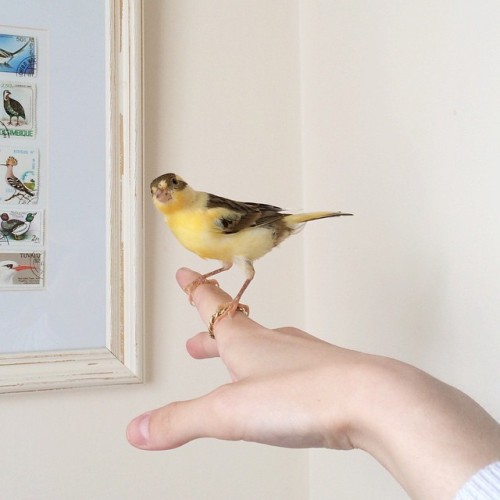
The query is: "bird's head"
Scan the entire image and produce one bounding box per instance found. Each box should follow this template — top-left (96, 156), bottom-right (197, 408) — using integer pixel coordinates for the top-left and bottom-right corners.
top-left (0, 260), bottom-right (34, 284)
top-left (1, 156), bottom-right (17, 167)
top-left (3, 90), bottom-right (11, 100)
top-left (1, 260), bottom-right (33, 272)
top-left (150, 173), bottom-right (190, 214)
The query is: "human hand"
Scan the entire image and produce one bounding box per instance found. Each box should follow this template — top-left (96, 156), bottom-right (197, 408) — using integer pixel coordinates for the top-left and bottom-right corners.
top-left (127, 268), bottom-right (500, 498)
top-left (126, 267), bottom-right (368, 451)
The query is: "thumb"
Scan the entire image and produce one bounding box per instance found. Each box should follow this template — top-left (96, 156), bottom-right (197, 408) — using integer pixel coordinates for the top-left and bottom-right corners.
top-left (126, 385), bottom-right (243, 450)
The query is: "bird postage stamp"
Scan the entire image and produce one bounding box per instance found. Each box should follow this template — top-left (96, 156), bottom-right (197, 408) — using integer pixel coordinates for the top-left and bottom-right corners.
top-left (0, 209), bottom-right (43, 248)
top-left (0, 33), bottom-right (36, 77)
top-left (0, 146), bottom-right (39, 204)
top-left (0, 81), bottom-right (35, 139)
top-left (0, 251), bottom-right (44, 288)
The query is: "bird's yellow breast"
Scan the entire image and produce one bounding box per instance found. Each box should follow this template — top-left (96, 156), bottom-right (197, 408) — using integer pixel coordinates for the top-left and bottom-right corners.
top-left (165, 208), bottom-right (275, 263)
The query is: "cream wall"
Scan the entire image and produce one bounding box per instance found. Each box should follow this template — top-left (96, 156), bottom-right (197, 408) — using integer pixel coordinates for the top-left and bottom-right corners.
top-left (301, 2), bottom-right (500, 498)
top-left (2, 2), bottom-right (499, 499)
top-left (2, 1), bottom-right (307, 499)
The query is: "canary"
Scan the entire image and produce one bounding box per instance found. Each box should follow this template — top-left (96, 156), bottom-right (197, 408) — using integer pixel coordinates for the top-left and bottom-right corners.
top-left (150, 173), bottom-right (352, 320)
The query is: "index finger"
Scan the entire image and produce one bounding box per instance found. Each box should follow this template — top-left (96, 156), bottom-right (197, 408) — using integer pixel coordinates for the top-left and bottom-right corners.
top-left (176, 267), bottom-right (251, 338)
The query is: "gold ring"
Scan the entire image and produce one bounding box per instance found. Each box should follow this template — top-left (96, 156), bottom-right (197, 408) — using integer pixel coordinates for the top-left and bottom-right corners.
top-left (208, 303), bottom-right (249, 339)
top-left (183, 278), bottom-right (220, 306)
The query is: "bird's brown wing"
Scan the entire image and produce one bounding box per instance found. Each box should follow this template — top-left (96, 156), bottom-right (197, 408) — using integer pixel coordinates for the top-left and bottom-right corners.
top-left (7, 176), bottom-right (33, 196)
top-left (244, 202), bottom-right (290, 228)
top-left (10, 98), bottom-right (25, 119)
top-left (207, 193), bottom-right (285, 234)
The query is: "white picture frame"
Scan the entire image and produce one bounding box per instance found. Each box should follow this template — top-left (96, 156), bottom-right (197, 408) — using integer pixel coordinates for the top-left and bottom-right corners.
top-left (0, 0), bottom-right (143, 393)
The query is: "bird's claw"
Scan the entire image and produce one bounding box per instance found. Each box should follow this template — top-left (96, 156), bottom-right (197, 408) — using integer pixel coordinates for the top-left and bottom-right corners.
top-left (208, 301), bottom-right (250, 339)
top-left (183, 277), bottom-right (220, 305)
top-left (225, 301), bottom-right (249, 318)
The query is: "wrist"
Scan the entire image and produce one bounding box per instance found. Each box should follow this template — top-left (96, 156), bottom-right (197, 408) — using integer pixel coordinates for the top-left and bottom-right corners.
top-left (346, 355), bottom-right (500, 499)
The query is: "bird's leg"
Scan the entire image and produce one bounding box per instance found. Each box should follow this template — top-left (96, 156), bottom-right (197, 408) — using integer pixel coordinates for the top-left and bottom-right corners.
top-left (217, 259), bottom-right (254, 319)
top-left (183, 262), bottom-right (232, 305)
top-left (207, 276), bottom-right (253, 338)
top-left (224, 278), bottom-right (253, 317)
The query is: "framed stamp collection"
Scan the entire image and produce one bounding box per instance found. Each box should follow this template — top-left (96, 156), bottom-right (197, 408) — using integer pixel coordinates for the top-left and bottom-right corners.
top-left (0, 0), bottom-right (143, 393)
top-left (0, 30), bottom-right (43, 289)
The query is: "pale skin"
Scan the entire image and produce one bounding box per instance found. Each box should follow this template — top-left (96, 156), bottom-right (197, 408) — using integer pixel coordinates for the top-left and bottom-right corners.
top-left (127, 268), bottom-right (500, 500)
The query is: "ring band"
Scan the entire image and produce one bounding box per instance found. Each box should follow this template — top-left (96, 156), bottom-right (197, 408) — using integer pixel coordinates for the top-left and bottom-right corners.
top-left (208, 303), bottom-right (249, 339)
top-left (183, 278), bottom-right (220, 306)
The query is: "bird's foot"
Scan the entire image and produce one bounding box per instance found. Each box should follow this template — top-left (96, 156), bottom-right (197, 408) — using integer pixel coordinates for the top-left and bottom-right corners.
top-left (208, 301), bottom-right (250, 339)
top-left (183, 277), bottom-right (220, 305)
top-left (225, 300), bottom-right (249, 318)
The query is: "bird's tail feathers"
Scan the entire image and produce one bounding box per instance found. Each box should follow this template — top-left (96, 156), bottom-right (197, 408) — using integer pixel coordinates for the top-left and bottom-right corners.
top-left (284, 211), bottom-right (352, 226)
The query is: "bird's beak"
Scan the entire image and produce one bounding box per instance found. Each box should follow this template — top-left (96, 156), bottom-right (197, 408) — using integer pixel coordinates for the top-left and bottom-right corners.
top-left (154, 187), bottom-right (172, 204)
top-left (14, 265), bottom-right (34, 272)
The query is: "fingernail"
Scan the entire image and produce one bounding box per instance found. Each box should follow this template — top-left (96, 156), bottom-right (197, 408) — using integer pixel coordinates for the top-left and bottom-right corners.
top-left (127, 411), bottom-right (151, 448)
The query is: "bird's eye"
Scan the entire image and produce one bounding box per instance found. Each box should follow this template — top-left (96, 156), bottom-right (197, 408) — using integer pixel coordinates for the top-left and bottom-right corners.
top-left (172, 178), bottom-right (178, 186)
top-left (3, 264), bottom-right (13, 269)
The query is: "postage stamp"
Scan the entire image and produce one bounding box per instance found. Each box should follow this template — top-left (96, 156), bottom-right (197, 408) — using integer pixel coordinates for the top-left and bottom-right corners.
top-left (0, 147), bottom-right (39, 204)
top-left (0, 251), bottom-right (44, 288)
top-left (0, 209), bottom-right (43, 247)
top-left (0, 82), bottom-right (35, 139)
top-left (0, 33), bottom-right (36, 76)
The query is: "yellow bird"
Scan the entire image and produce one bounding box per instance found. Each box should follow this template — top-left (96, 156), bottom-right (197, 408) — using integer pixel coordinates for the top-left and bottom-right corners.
top-left (150, 173), bottom-right (352, 320)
